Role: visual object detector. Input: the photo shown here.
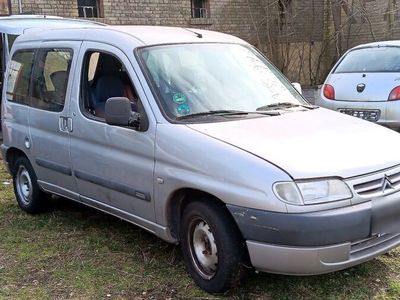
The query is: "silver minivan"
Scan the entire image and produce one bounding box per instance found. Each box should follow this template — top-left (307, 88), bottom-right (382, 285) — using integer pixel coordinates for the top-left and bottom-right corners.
top-left (2, 26), bottom-right (400, 293)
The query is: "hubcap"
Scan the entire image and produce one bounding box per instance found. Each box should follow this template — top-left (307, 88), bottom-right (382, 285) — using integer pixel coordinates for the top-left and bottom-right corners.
top-left (16, 165), bottom-right (33, 205)
top-left (188, 217), bottom-right (218, 280)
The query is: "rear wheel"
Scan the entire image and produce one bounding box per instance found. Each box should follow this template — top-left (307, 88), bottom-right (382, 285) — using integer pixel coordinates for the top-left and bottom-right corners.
top-left (12, 156), bottom-right (49, 214)
top-left (180, 200), bottom-right (249, 293)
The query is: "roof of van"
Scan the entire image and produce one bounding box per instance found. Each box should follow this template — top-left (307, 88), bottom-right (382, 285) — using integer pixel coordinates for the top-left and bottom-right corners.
top-left (17, 25), bottom-right (247, 47)
top-left (0, 15), bottom-right (106, 35)
top-left (113, 26), bottom-right (246, 45)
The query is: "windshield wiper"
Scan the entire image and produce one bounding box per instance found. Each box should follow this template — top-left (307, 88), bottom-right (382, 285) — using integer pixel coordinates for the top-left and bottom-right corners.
top-left (176, 110), bottom-right (247, 120)
top-left (176, 110), bottom-right (279, 120)
top-left (256, 102), bottom-right (316, 111)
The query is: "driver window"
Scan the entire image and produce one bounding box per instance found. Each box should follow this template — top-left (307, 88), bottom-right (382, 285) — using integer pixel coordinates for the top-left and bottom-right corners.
top-left (81, 51), bottom-right (139, 119)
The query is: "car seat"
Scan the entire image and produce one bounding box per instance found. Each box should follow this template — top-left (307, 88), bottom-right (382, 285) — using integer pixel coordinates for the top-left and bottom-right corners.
top-left (90, 55), bottom-right (125, 118)
top-left (50, 70), bottom-right (68, 105)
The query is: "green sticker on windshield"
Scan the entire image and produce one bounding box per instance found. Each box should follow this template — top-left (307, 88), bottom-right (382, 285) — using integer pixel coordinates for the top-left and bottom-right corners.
top-left (172, 93), bottom-right (187, 104)
top-left (177, 103), bottom-right (191, 115)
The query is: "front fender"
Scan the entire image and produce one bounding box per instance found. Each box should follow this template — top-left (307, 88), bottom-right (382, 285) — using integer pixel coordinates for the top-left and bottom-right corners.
top-left (154, 124), bottom-right (291, 227)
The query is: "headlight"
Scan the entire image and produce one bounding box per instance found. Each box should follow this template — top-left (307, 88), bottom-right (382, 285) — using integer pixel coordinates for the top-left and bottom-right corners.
top-left (273, 179), bottom-right (352, 205)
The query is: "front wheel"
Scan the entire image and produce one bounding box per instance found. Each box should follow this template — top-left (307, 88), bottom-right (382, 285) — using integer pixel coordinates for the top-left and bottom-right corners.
top-left (12, 156), bottom-right (49, 214)
top-left (180, 200), bottom-right (249, 293)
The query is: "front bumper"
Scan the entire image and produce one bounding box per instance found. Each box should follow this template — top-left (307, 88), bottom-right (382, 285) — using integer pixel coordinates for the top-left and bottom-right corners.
top-left (228, 200), bottom-right (400, 275)
top-left (247, 233), bottom-right (400, 275)
top-left (228, 202), bottom-right (371, 247)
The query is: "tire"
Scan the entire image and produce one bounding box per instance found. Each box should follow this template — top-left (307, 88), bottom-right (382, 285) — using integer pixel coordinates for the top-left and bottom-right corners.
top-left (180, 200), bottom-right (250, 293)
top-left (12, 156), bottom-right (49, 214)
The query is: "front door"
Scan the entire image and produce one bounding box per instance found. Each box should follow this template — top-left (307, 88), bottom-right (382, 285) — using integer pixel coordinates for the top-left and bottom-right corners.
top-left (69, 42), bottom-right (156, 226)
top-left (28, 42), bottom-right (80, 199)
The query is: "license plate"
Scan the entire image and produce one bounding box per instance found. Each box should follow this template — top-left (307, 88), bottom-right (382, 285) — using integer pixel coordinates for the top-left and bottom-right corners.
top-left (338, 109), bottom-right (380, 122)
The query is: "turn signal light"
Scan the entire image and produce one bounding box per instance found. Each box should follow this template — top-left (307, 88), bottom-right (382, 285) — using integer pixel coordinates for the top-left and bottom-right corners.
top-left (388, 86), bottom-right (400, 101)
top-left (323, 84), bottom-right (335, 100)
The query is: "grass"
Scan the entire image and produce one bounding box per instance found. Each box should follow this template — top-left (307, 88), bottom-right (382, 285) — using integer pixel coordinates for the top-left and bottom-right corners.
top-left (0, 159), bottom-right (400, 299)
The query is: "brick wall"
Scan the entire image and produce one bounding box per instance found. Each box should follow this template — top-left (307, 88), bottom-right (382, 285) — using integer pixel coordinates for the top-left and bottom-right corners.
top-left (10, 0), bottom-right (398, 85)
top-left (278, 0), bottom-right (325, 43)
top-left (207, 0), bottom-right (264, 47)
top-left (323, 0), bottom-right (400, 83)
top-left (10, 0), bottom-right (77, 17)
top-left (343, 0), bottom-right (399, 48)
top-left (260, 0), bottom-right (400, 85)
top-left (9, 0), bottom-right (264, 46)
top-left (100, 0), bottom-right (189, 26)
top-left (280, 0), bottom-right (397, 50)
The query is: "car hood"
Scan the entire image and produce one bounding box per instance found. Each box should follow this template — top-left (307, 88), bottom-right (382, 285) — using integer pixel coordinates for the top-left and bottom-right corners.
top-left (186, 108), bottom-right (400, 179)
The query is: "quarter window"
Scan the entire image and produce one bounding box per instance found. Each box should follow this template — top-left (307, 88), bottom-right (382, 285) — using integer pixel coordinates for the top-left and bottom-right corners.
top-left (30, 49), bottom-right (73, 112)
top-left (6, 50), bottom-right (35, 105)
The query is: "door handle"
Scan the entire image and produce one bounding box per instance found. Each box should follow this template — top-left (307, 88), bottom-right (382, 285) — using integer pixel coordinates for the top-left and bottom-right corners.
top-left (59, 116), bottom-right (72, 132)
top-left (67, 117), bottom-right (73, 132)
top-left (59, 116), bottom-right (68, 132)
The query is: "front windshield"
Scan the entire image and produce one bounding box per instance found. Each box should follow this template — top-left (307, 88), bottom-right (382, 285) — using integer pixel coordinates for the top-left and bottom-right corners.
top-left (137, 43), bottom-right (307, 121)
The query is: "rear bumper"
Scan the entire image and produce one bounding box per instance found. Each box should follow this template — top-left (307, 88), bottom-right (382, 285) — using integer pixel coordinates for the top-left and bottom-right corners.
top-left (316, 97), bottom-right (400, 129)
top-left (247, 233), bottom-right (400, 275)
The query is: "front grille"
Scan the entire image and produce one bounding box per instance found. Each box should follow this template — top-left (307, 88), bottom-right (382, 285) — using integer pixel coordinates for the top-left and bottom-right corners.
top-left (353, 169), bottom-right (400, 198)
top-left (350, 233), bottom-right (400, 258)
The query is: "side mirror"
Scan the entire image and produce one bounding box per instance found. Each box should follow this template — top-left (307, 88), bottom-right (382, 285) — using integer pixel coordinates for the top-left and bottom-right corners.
top-left (105, 97), bottom-right (140, 128)
top-left (292, 82), bottom-right (302, 95)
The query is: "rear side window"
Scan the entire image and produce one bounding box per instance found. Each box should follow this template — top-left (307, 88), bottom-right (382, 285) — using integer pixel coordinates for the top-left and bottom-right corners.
top-left (31, 48), bottom-right (73, 112)
top-left (6, 50), bottom-right (35, 104)
top-left (335, 47), bottom-right (400, 73)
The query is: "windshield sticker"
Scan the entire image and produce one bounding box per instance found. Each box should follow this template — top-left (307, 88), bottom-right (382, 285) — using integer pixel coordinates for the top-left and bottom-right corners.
top-left (176, 103), bottom-right (191, 115)
top-left (172, 92), bottom-right (187, 104)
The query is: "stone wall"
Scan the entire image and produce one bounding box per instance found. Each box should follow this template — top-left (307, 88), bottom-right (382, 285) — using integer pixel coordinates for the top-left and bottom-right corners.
top-left (323, 0), bottom-right (400, 83)
top-left (9, 0), bottom-right (264, 47)
top-left (261, 0), bottom-right (400, 85)
top-left (207, 0), bottom-right (264, 47)
top-left (10, 0), bottom-right (77, 17)
top-left (343, 0), bottom-right (400, 48)
top-left (9, 0), bottom-right (400, 86)
top-left (277, 0), bottom-right (325, 43)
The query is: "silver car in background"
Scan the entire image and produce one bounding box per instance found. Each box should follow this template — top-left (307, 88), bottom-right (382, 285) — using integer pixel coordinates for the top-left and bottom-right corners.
top-left (317, 41), bottom-right (400, 130)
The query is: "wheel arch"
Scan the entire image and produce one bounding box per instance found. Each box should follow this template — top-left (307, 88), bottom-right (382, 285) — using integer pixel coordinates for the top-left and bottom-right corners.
top-left (5, 147), bottom-right (29, 174)
top-left (166, 188), bottom-right (242, 242)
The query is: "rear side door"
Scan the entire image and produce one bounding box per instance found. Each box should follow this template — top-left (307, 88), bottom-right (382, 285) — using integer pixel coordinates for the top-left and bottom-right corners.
top-left (68, 41), bottom-right (157, 226)
top-left (3, 49), bottom-right (34, 160)
top-left (28, 42), bottom-right (81, 199)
